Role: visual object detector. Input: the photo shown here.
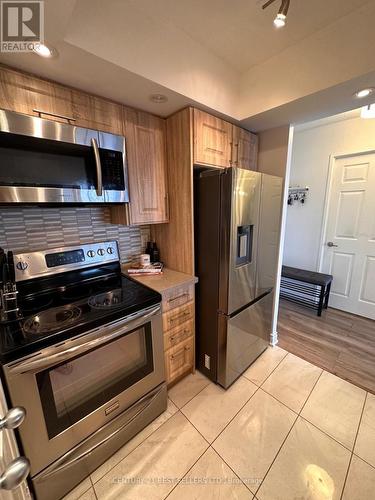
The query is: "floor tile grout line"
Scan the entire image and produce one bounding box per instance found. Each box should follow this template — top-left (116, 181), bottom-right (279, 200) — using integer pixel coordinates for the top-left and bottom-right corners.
top-left (243, 348), bottom-right (288, 388)
top-left (212, 444), bottom-right (260, 496)
top-left (253, 367), bottom-right (337, 496)
top-left (209, 384), bottom-right (262, 446)
top-left (88, 475), bottom-right (97, 499)
top-left (182, 380), bottom-right (261, 445)
top-left (259, 366), bottom-right (323, 416)
top-left (90, 403), bottom-right (180, 485)
top-left (298, 368), bottom-right (324, 415)
top-left (298, 415), bottom-right (356, 454)
top-left (173, 377), bottom-right (212, 411)
top-left (339, 391), bottom-right (369, 500)
top-left (257, 350), bottom-right (290, 387)
top-left (71, 482), bottom-right (92, 500)
top-left (163, 443), bottom-right (254, 499)
top-left (352, 451), bottom-right (375, 471)
top-left (162, 443), bottom-right (211, 500)
top-left (253, 411), bottom-right (299, 497)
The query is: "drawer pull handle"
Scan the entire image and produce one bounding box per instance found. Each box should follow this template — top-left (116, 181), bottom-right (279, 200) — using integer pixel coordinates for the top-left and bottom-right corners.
top-left (33, 108), bottom-right (76, 122)
top-left (169, 311), bottom-right (190, 323)
top-left (168, 293), bottom-right (189, 304)
top-left (170, 344), bottom-right (191, 360)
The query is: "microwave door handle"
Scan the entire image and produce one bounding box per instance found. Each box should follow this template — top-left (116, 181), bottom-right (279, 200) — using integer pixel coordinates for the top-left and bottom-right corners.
top-left (91, 137), bottom-right (103, 196)
top-left (9, 305), bottom-right (160, 374)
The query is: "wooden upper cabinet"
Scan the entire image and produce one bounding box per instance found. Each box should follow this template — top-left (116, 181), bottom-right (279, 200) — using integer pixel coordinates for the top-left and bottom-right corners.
top-left (232, 125), bottom-right (259, 170)
top-left (193, 109), bottom-right (232, 167)
top-left (120, 107), bottom-right (169, 225)
top-left (193, 108), bottom-right (258, 170)
top-left (71, 91), bottom-right (123, 135)
top-left (0, 66), bottom-right (74, 122)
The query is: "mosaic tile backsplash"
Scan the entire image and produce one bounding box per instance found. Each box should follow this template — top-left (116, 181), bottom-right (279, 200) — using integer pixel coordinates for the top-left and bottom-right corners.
top-left (0, 207), bottom-right (150, 263)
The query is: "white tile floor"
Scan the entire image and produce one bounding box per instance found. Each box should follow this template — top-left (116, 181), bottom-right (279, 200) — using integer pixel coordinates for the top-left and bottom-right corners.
top-left (64, 346), bottom-right (375, 500)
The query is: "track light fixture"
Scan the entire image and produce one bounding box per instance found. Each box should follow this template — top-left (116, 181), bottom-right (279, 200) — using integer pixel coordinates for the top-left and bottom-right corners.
top-left (263, 0), bottom-right (290, 28)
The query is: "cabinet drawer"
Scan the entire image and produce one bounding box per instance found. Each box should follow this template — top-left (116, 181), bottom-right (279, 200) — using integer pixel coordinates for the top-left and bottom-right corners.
top-left (163, 302), bottom-right (194, 332)
top-left (163, 319), bottom-right (194, 351)
top-left (162, 284), bottom-right (194, 312)
top-left (165, 337), bottom-right (194, 384)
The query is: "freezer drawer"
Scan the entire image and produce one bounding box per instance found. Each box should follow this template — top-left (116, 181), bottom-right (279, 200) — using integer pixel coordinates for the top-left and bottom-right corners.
top-left (217, 291), bottom-right (273, 388)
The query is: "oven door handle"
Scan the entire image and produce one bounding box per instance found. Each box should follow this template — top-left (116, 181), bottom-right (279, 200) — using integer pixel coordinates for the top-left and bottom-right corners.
top-left (9, 305), bottom-right (161, 375)
top-left (91, 137), bottom-right (103, 197)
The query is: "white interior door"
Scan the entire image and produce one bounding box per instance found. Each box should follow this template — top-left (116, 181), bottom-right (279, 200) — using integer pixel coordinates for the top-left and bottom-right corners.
top-left (321, 152), bottom-right (375, 319)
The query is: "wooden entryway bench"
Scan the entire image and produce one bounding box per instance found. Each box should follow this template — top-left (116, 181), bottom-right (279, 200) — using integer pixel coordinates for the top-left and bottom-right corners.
top-left (280, 266), bottom-right (333, 316)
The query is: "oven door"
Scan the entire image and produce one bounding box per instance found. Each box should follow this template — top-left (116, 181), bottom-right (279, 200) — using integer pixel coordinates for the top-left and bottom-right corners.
top-left (3, 304), bottom-right (164, 476)
top-left (0, 109), bottom-right (128, 204)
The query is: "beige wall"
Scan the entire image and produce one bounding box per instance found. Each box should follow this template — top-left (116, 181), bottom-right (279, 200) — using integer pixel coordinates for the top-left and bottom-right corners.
top-left (257, 125), bottom-right (290, 178)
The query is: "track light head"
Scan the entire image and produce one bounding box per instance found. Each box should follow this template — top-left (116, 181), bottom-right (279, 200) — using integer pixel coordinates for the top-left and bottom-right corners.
top-left (263, 0), bottom-right (290, 28)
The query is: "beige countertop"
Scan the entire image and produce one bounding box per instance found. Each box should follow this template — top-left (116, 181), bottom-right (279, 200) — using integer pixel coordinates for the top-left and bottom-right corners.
top-left (121, 266), bottom-right (198, 293)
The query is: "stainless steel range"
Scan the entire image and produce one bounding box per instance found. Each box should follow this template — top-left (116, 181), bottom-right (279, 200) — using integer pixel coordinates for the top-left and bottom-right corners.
top-left (0, 241), bottom-right (167, 500)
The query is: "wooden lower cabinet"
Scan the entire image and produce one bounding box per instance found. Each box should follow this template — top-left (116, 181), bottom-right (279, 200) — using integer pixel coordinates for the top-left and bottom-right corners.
top-left (165, 337), bottom-right (194, 384)
top-left (161, 285), bottom-right (195, 386)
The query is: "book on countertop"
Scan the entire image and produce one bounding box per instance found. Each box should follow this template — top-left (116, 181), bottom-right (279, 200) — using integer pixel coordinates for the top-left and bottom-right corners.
top-left (127, 262), bottom-right (164, 276)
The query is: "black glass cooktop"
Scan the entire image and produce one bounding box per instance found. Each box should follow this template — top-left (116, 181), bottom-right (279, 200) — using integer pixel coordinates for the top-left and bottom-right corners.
top-left (0, 263), bottom-right (161, 363)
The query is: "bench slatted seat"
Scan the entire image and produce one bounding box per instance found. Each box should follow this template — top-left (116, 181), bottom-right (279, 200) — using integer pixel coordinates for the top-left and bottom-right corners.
top-left (280, 266), bottom-right (333, 316)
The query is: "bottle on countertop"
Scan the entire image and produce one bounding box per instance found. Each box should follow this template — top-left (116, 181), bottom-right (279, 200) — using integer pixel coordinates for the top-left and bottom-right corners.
top-left (150, 241), bottom-right (160, 264)
top-left (145, 241), bottom-right (153, 258)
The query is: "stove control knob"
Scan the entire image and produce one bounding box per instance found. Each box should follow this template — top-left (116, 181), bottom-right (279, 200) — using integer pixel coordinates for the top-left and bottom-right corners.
top-left (87, 250), bottom-right (95, 258)
top-left (107, 247), bottom-right (114, 255)
top-left (16, 261), bottom-right (28, 271)
top-left (97, 248), bottom-right (105, 256)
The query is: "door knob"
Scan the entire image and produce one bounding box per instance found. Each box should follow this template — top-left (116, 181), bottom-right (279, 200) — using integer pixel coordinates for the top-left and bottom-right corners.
top-left (327, 242), bottom-right (338, 248)
top-left (0, 457), bottom-right (30, 490)
top-left (0, 407), bottom-right (26, 431)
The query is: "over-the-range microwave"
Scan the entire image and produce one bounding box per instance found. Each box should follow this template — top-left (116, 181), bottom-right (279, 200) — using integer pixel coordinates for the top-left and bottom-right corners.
top-left (0, 108), bottom-right (129, 207)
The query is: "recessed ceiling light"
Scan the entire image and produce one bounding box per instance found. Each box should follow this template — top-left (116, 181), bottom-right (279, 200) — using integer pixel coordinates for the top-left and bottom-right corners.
top-left (150, 94), bottom-right (168, 104)
top-left (354, 88), bottom-right (374, 99)
top-left (33, 43), bottom-right (58, 58)
top-left (361, 104), bottom-right (375, 119)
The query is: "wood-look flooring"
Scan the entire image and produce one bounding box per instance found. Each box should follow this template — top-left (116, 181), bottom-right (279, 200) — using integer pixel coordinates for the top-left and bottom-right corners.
top-left (277, 299), bottom-right (375, 395)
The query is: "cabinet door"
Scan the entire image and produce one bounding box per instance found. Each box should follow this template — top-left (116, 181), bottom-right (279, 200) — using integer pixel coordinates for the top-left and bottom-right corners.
top-left (71, 90), bottom-right (123, 134)
top-left (123, 108), bottom-right (169, 225)
top-left (193, 109), bottom-right (232, 168)
top-left (232, 125), bottom-right (259, 170)
top-left (165, 336), bottom-right (194, 385)
top-left (0, 67), bottom-right (73, 122)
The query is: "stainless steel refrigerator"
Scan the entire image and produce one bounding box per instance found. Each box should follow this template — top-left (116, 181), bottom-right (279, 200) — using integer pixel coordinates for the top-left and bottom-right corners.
top-left (194, 167), bottom-right (283, 388)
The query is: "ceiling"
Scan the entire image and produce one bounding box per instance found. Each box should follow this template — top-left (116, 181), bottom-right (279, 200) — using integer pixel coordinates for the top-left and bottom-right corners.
top-left (0, 0), bottom-right (374, 130)
top-left (132, 0), bottom-right (370, 73)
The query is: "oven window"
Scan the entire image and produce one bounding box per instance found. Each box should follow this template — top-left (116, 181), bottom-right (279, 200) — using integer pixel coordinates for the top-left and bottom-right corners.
top-left (36, 324), bottom-right (154, 438)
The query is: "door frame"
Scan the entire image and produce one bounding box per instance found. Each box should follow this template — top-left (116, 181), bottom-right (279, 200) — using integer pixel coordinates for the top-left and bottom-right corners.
top-left (317, 148), bottom-right (375, 274)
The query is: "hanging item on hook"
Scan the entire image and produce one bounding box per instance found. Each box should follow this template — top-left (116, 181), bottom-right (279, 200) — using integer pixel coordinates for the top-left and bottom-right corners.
top-left (288, 186), bottom-right (309, 206)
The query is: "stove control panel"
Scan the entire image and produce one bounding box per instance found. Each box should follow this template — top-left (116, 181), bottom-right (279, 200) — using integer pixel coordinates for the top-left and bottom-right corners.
top-left (13, 241), bottom-right (120, 282)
